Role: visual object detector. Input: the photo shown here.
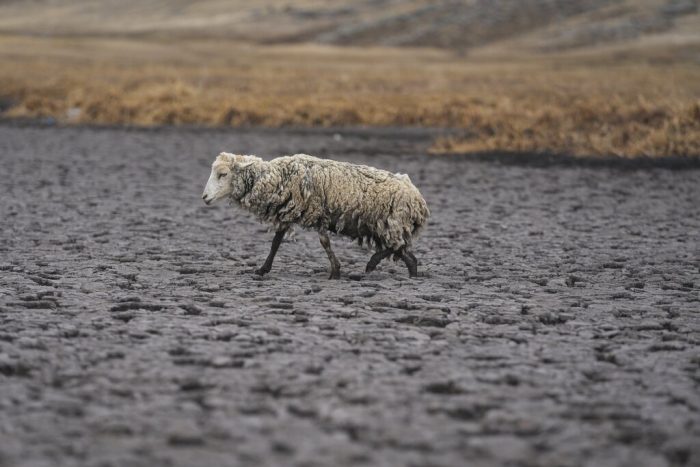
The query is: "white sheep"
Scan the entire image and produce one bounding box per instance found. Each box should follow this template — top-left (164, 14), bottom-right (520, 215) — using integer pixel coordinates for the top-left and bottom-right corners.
top-left (202, 152), bottom-right (429, 278)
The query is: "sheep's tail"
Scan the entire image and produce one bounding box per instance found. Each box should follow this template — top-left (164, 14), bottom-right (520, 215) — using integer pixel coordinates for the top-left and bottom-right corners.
top-left (395, 182), bottom-right (429, 253)
top-left (403, 174), bottom-right (430, 240)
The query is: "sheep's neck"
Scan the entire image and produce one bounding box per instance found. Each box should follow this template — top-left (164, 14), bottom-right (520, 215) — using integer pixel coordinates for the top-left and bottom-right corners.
top-left (232, 163), bottom-right (267, 202)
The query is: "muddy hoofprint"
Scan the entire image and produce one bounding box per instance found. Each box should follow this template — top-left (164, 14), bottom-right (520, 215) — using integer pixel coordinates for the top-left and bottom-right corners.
top-left (202, 153), bottom-right (429, 278)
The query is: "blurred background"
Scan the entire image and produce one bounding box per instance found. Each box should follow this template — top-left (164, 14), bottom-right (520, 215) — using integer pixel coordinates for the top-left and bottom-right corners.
top-left (0, 0), bottom-right (699, 158)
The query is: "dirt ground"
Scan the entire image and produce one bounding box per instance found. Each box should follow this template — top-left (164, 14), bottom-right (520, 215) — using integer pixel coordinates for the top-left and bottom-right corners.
top-left (0, 124), bottom-right (698, 467)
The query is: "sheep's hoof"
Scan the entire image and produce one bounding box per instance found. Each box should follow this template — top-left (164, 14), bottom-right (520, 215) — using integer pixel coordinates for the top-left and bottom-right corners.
top-left (328, 270), bottom-right (340, 280)
top-left (254, 267), bottom-right (270, 276)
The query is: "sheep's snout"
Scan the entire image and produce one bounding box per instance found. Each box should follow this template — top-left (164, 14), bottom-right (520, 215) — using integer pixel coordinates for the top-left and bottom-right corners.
top-left (202, 169), bottom-right (231, 205)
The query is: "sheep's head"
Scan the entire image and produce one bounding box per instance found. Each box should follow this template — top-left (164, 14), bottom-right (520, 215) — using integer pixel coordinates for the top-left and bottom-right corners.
top-left (202, 152), bottom-right (259, 204)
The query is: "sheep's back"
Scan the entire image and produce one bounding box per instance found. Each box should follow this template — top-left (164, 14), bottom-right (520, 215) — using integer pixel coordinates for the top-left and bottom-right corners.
top-left (279, 155), bottom-right (428, 250)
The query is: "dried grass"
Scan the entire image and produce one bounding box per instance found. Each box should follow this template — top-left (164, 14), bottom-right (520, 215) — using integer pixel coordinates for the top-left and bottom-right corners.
top-left (430, 97), bottom-right (700, 158)
top-left (1, 35), bottom-right (699, 158)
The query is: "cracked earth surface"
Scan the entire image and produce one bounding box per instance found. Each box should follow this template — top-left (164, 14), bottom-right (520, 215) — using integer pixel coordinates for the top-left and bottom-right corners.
top-left (0, 125), bottom-right (699, 467)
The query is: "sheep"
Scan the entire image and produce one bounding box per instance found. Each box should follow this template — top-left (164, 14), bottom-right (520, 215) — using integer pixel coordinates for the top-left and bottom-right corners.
top-left (202, 152), bottom-right (429, 279)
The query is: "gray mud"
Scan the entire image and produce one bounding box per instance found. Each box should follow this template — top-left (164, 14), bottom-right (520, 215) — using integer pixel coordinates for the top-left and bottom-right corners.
top-left (1, 125), bottom-right (699, 467)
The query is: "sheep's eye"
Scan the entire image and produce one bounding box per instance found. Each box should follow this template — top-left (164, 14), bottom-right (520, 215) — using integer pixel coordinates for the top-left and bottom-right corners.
top-left (218, 173), bottom-right (228, 179)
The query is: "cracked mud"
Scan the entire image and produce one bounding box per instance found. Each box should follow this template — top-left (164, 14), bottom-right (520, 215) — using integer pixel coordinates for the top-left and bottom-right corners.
top-left (0, 125), bottom-right (699, 467)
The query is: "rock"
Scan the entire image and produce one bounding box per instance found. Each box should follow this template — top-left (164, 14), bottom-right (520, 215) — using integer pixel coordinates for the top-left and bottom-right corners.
top-left (181, 304), bottom-right (203, 315)
top-left (166, 422), bottom-right (205, 446)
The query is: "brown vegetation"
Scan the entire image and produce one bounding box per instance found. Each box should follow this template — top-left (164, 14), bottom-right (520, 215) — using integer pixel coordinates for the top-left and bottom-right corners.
top-left (1, 34), bottom-right (699, 158)
top-left (430, 95), bottom-right (700, 158)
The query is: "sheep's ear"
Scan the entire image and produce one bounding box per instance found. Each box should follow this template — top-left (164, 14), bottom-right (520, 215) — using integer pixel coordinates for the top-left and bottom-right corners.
top-left (235, 155), bottom-right (261, 169)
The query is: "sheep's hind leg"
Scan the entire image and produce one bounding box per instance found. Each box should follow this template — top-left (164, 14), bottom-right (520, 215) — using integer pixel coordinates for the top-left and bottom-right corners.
top-left (406, 250), bottom-right (417, 264)
top-left (365, 249), bottom-right (392, 273)
top-left (319, 231), bottom-right (341, 279)
top-left (255, 228), bottom-right (287, 276)
top-left (401, 249), bottom-right (418, 278)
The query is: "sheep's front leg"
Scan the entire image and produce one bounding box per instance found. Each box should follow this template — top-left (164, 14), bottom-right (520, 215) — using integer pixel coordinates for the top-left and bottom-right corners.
top-left (255, 228), bottom-right (287, 276)
top-left (365, 249), bottom-right (392, 273)
top-left (319, 231), bottom-right (341, 279)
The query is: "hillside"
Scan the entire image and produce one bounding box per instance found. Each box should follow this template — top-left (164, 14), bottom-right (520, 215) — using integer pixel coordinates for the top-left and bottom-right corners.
top-left (0, 0), bottom-right (698, 53)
